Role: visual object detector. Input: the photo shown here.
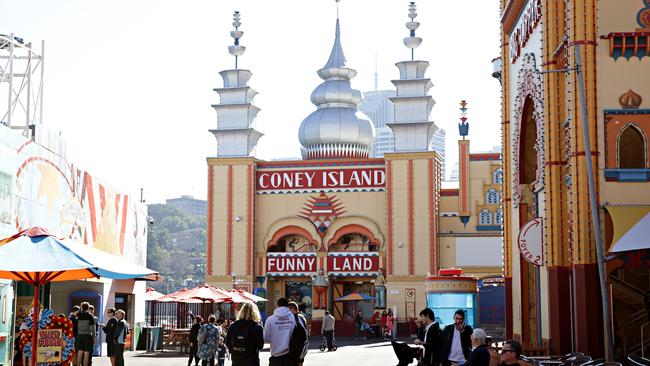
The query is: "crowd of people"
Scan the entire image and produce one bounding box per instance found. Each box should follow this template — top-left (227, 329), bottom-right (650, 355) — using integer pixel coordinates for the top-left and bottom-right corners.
top-left (410, 307), bottom-right (531, 366)
top-left (188, 298), bottom-right (308, 366)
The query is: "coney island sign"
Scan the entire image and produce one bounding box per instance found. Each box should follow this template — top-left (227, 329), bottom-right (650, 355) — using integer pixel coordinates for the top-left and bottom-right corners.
top-left (256, 162), bottom-right (386, 194)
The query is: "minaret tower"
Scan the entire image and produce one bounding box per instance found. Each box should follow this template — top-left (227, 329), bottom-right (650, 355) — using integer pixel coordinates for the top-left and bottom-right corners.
top-left (209, 11), bottom-right (263, 157)
top-left (298, 0), bottom-right (374, 159)
top-left (388, 2), bottom-right (437, 152)
top-left (457, 100), bottom-right (471, 226)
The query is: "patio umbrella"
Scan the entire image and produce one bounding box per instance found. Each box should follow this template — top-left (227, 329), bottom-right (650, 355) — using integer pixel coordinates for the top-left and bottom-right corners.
top-left (0, 227), bottom-right (159, 366)
top-left (214, 287), bottom-right (251, 303)
top-left (0, 227), bottom-right (98, 366)
top-left (144, 287), bottom-right (166, 301)
top-left (176, 285), bottom-right (233, 303)
top-left (334, 291), bottom-right (375, 302)
top-left (230, 289), bottom-right (268, 303)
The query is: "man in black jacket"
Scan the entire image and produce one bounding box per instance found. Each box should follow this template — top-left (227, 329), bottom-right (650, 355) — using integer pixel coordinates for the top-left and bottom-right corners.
top-left (102, 308), bottom-right (118, 366)
top-left (415, 308), bottom-right (445, 366)
top-left (443, 309), bottom-right (473, 366)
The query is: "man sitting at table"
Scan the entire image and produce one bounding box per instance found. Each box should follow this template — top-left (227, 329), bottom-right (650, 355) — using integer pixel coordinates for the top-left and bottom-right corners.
top-left (500, 340), bottom-right (532, 366)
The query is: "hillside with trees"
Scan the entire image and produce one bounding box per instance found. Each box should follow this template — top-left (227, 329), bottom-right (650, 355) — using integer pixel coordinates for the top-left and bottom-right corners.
top-left (146, 204), bottom-right (206, 293)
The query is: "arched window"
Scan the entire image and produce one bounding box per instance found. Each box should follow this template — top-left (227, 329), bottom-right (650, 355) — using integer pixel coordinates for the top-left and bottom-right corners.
top-left (494, 210), bottom-right (503, 225)
top-left (486, 189), bottom-right (500, 205)
top-left (493, 168), bottom-right (503, 184)
top-left (479, 209), bottom-right (492, 225)
top-left (618, 125), bottom-right (646, 169)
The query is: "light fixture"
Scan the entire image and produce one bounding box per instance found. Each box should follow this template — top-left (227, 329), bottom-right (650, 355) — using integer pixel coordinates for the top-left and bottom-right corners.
top-left (234, 216), bottom-right (241, 222)
top-left (491, 57), bottom-right (502, 83)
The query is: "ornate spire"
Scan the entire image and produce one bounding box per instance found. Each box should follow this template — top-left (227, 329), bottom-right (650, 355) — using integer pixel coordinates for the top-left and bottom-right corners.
top-left (228, 11), bottom-right (245, 69)
top-left (298, 1), bottom-right (374, 160)
top-left (323, 19), bottom-right (347, 69)
top-left (209, 10), bottom-right (262, 157)
top-left (459, 100), bottom-right (469, 138)
top-left (403, 2), bottom-right (422, 60)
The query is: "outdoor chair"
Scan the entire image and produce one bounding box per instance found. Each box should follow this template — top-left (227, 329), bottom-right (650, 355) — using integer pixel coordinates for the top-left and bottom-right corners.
top-left (629, 355), bottom-right (650, 366)
top-left (559, 353), bottom-right (585, 361)
top-left (595, 362), bottom-right (621, 366)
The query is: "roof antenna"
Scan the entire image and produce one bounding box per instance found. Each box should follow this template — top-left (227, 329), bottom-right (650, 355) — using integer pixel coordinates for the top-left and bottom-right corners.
top-left (228, 11), bottom-right (245, 69)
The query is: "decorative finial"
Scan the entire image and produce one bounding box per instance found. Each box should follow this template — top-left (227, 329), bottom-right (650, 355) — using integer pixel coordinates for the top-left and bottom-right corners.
top-left (403, 2), bottom-right (422, 60)
top-left (228, 11), bottom-right (246, 69)
top-left (459, 100), bottom-right (469, 139)
top-left (619, 89), bottom-right (642, 109)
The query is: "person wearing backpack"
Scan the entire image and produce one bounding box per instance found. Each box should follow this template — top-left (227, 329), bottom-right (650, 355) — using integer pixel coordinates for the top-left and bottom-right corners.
top-left (197, 316), bottom-right (220, 366)
top-left (288, 302), bottom-right (309, 366)
top-left (264, 297), bottom-right (297, 366)
top-left (225, 303), bottom-right (264, 366)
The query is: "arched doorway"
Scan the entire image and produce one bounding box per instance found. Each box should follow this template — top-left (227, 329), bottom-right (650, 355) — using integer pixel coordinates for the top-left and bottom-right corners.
top-left (518, 96), bottom-right (541, 348)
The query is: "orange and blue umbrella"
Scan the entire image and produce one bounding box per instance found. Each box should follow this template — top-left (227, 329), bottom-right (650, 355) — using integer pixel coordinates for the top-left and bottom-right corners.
top-left (334, 291), bottom-right (375, 302)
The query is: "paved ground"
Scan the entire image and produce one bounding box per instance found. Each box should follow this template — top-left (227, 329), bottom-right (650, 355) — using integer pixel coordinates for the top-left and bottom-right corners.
top-left (90, 337), bottom-right (413, 366)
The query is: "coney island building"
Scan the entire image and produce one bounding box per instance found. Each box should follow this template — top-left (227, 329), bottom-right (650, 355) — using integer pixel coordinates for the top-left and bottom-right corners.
top-left (206, 5), bottom-right (504, 336)
top-left (499, 0), bottom-right (650, 358)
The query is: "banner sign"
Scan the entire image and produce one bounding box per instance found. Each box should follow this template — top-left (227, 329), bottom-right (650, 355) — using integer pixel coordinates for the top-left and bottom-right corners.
top-left (256, 167), bottom-right (386, 194)
top-left (37, 329), bottom-right (63, 363)
top-left (518, 217), bottom-right (544, 266)
top-left (266, 253), bottom-right (317, 276)
top-left (327, 252), bottom-right (380, 276)
top-left (509, 0), bottom-right (542, 63)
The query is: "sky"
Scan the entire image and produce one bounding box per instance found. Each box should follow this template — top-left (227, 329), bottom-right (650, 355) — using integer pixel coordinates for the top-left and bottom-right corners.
top-left (1, 0), bottom-right (501, 203)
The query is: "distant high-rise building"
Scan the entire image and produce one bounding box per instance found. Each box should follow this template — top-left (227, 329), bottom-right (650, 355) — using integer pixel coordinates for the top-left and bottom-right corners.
top-left (360, 90), bottom-right (445, 175)
top-left (166, 195), bottom-right (207, 217)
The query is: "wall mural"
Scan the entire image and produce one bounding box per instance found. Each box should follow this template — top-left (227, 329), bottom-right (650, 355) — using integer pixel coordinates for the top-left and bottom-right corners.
top-left (299, 191), bottom-right (346, 238)
top-left (0, 127), bottom-right (147, 265)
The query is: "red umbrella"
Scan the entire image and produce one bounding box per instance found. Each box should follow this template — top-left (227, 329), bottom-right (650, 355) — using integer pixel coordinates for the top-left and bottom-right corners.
top-left (174, 285), bottom-right (233, 303)
top-left (229, 289), bottom-right (267, 303)
top-left (144, 287), bottom-right (166, 301)
top-left (214, 288), bottom-right (251, 303)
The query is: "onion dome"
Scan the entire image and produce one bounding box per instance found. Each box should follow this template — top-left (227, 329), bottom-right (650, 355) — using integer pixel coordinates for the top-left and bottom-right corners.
top-left (619, 89), bottom-right (642, 109)
top-left (298, 18), bottom-right (374, 159)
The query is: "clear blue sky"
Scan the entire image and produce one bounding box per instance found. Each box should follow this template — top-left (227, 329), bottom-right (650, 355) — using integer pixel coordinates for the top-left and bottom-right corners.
top-left (1, 0), bottom-right (501, 203)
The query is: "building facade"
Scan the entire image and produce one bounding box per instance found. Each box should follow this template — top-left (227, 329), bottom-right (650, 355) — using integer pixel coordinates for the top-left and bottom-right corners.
top-left (166, 195), bottom-right (208, 217)
top-left (206, 5), bottom-right (503, 335)
top-left (500, 0), bottom-right (650, 358)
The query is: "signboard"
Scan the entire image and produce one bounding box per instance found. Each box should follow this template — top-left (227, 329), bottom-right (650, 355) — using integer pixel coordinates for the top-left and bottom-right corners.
top-left (518, 217), bottom-right (544, 266)
top-left (37, 329), bottom-right (63, 363)
top-left (266, 253), bottom-right (317, 276)
top-left (509, 0), bottom-right (542, 63)
top-left (327, 252), bottom-right (380, 276)
top-left (256, 167), bottom-right (386, 194)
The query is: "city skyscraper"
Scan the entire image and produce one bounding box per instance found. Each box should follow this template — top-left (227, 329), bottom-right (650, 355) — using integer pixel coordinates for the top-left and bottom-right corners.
top-left (360, 90), bottom-right (446, 176)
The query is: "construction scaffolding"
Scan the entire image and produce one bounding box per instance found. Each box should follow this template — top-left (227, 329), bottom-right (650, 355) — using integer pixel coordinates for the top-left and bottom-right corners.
top-left (0, 33), bottom-right (44, 138)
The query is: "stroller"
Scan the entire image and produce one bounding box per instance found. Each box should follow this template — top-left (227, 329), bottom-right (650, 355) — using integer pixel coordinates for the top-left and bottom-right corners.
top-left (391, 341), bottom-right (423, 366)
top-left (319, 333), bottom-right (337, 352)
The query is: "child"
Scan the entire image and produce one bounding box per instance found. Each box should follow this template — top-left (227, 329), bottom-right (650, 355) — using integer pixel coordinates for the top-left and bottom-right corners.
top-left (217, 336), bottom-right (227, 366)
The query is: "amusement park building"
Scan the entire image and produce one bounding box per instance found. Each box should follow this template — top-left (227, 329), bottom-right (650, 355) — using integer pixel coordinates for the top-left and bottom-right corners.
top-left (206, 5), bottom-right (504, 335)
top-left (499, 0), bottom-right (650, 358)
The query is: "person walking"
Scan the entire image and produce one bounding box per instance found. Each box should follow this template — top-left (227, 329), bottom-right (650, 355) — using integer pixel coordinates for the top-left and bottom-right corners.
top-left (385, 309), bottom-right (395, 340)
top-left (102, 308), bottom-right (118, 366)
top-left (75, 302), bottom-right (97, 366)
top-left (225, 302), bottom-right (264, 366)
top-left (188, 316), bottom-right (203, 366)
top-left (321, 310), bottom-right (335, 351)
top-left (381, 310), bottom-right (388, 338)
top-left (464, 328), bottom-right (491, 366)
top-left (443, 309), bottom-right (473, 366)
top-left (264, 298), bottom-right (297, 366)
top-left (288, 302), bottom-right (309, 366)
top-left (112, 310), bottom-right (129, 366)
top-left (414, 308), bottom-right (444, 366)
top-left (197, 316), bottom-right (220, 366)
